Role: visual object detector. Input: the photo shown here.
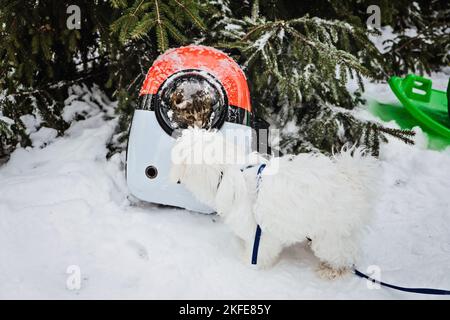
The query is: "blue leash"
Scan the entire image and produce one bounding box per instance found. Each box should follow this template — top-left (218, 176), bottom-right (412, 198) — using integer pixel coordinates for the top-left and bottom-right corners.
top-left (249, 164), bottom-right (450, 295)
top-left (251, 225), bottom-right (262, 265)
top-left (353, 268), bottom-right (450, 295)
top-left (251, 163), bottom-right (266, 265)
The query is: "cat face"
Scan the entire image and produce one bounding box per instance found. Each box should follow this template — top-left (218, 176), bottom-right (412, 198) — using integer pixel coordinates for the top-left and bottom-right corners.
top-left (170, 88), bottom-right (213, 128)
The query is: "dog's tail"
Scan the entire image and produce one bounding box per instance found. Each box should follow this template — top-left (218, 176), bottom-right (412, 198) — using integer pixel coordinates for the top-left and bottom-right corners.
top-left (332, 145), bottom-right (380, 201)
top-left (330, 145), bottom-right (381, 229)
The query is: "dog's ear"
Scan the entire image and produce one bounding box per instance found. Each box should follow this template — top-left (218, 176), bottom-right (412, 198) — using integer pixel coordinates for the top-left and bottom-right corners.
top-left (215, 167), bottom-right (247, 214)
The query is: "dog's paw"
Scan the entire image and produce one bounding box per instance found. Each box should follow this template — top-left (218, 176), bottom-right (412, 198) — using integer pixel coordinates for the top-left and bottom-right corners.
top-left (316, 262), bottom-right (350, 280)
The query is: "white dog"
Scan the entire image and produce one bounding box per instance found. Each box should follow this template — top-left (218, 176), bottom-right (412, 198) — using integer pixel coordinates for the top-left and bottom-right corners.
top-left (170, 128), bottom-right (379, 278)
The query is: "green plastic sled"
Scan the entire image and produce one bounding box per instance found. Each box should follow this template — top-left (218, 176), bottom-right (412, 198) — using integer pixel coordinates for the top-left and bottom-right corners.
top-left (370, 75), bottom-right (450, 150)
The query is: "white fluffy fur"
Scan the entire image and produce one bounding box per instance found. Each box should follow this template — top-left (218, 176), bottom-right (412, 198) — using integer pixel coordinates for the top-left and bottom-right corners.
top-left (170, 128), bottom-right (379, 278)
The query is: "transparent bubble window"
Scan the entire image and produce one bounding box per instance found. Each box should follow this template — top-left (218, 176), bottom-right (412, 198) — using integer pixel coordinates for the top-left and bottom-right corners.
top-left (155, 70), bottom-right (228, 134)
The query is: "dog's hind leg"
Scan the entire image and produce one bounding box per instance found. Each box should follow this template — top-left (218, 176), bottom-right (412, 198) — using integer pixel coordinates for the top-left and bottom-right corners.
top-left (310, 234), bottom-right (358, 279)
top-left (245, 232), bottom-right (283, 268)
top-left (316, 262), bottom-right (350, 280)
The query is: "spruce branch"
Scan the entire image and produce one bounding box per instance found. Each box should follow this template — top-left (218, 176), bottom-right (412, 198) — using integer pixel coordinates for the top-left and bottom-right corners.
top-left (378, 126), bottom-right (416, 145)
top-left (173, 0), bottom-right (207, 31)
top-left (110, 0), bottom-right (207, 52)
top-left (0, 118), bottom-right (12, 137)
top-left (221, 15), bottom-right (378, 112)
top-left (154, 0), bottom-right (167, 52)
top-left (281, 103), bottom-right (416, 158)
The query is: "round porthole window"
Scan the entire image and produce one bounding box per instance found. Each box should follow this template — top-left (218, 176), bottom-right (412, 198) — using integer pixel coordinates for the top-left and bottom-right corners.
top-left (154, 70), bottom-right (228, 135)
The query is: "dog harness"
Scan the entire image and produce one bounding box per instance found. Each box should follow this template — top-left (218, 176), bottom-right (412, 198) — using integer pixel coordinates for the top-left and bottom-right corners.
top-left (215, 163), bottom-right (266, 265)
top-left (251, 163), bottom-right (266, 265)
top-left (216, 164), bottom-right (262, 191)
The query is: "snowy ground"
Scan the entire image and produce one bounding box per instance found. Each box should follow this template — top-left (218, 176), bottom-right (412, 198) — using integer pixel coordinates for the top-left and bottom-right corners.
top-left (1, 75), bottom-right (450, 299)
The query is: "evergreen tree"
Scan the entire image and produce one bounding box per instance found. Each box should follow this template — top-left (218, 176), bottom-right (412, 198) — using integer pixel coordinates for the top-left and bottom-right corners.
top-left (1, 0), bottom-right (448, 161)
top-left (381, 0), bottom-right (450, 75)
top-left (0, 0), bottom-right (114, 158)
top-left (0, 0), bottom-right (206, 158)
top-left (209, 0), bottom-right (415, 156)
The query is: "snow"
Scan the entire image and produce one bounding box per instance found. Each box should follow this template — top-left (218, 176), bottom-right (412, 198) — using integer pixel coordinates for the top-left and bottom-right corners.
top-left (1, 75), bottom-right (450, 299)
top-left (224, 23), bottom-right (243, 31)
top-left (0, 115), bottom-right (14, 126)
top-left (368, 26), bottom-right (421, 54)
top-left (29, 127), bottom-right (58, 148)
top-left (63, 100), bottom-right (96, 123)
top-left (368, 26), bottom-right (397, 53)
